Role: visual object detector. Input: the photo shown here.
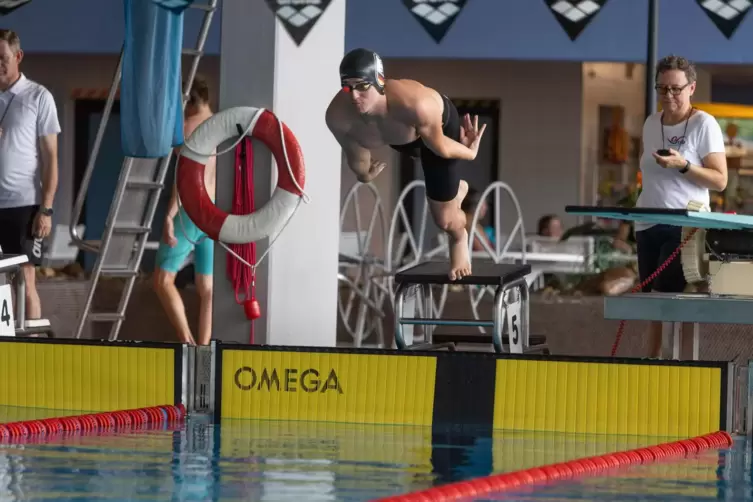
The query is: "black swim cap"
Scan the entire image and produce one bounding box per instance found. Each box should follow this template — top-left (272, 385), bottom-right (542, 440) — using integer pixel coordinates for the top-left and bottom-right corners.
top-left (339, 48), bottom-right (385, 94)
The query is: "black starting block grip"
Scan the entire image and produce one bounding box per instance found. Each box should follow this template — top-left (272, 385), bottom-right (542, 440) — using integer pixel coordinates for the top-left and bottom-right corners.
top-left (393, 261), bottom-right (531, 353)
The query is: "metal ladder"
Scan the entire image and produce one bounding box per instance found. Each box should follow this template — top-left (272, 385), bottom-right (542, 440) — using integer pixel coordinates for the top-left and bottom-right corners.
top-left (69, 0), bottom-right (219, 341)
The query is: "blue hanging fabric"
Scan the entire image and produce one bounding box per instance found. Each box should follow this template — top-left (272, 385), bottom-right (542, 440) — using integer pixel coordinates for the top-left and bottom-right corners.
top-left (121, 0), bottom-right (187, 158)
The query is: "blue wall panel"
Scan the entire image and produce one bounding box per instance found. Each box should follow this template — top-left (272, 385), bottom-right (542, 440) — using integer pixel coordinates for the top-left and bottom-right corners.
top-left (4, 0), bottom-right (221, 54)
top-left (345, 0), bottom-right (753, 63)
top-left (345, 0), bottom-right (646, 62)
top-left (658, 0), bottom-right (753, 64)
top-left (3, 0), bottom-right (753, 64)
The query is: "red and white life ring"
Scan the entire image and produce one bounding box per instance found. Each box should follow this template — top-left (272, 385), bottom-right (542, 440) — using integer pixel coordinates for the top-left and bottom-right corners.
top-left (176, 106), bottom-right (306, 244)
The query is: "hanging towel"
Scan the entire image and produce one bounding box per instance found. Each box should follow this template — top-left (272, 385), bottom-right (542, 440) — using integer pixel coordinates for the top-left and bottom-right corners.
top-left (151, 0), bottom-right (196, 11)
top-left (121, 0), bottom-right (186, 158)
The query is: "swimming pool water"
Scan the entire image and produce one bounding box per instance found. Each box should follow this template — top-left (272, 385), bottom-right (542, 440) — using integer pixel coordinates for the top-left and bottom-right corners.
top-left (475, 441), bottom-right (746, 501)
top-left (0, 410), bottom-right (747, 501)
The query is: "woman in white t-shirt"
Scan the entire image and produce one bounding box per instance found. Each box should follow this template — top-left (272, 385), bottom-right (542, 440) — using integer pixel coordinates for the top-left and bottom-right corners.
top-left (636, 55), bottom-right (728, 358)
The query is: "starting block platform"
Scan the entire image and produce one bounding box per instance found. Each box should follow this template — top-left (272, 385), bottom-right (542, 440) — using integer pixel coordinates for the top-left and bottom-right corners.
top-left (0, 254), bottom-right (53, 338)
top-left (393, 261), bottom-right (547, 354)
top-left (565, 205), bottom-right (753, 230)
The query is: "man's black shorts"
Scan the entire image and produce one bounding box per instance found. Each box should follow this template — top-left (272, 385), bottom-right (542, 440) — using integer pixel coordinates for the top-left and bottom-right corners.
top-left (635, 224), bottom-right (686, 293)
top-left (0, 205), bottom-right (45, 265)
top-left (390, 94), bottom-right (462, 202)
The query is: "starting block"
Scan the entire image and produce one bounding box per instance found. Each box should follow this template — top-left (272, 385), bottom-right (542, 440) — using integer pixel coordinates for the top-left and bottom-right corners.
top-left (0, 254), bottom-right (54, 338)
top-left (393, 261), bottom-right (535, 353)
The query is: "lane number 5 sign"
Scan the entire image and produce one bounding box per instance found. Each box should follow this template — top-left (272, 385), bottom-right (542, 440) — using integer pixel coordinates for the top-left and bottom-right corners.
top-left (506, 293), bottom-right (522, 354)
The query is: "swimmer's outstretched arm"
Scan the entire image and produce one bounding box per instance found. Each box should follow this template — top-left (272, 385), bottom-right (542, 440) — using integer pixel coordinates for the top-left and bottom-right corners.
top-left (325, 110), bottom-right (377, 183)
top-left (413, 96), bottom-right (485, 161)
top-left (343, 139), bottom-right (377, 183)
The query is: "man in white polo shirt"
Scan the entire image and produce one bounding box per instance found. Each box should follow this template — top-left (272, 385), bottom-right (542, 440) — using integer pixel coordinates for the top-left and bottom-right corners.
top-left (0, 29), bottom-right (60, 323)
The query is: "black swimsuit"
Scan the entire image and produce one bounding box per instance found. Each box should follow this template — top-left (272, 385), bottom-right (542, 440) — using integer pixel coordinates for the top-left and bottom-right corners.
top-left (389, 94), bottom-right (462, 202)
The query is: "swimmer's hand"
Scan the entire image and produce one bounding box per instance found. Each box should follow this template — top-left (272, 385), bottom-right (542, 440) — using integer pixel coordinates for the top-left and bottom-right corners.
top-left (459, 114), bottom-right (487, 158)
top-left (163, 217), bottom-right (178, 248)
top-left (357, 160), bottom-right (386, 183)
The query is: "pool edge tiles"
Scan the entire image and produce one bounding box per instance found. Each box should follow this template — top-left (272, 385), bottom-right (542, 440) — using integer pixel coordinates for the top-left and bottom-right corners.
top-left (216, 345), bottom-right (732, 436)
top-left (0, 338), bottom-right (186, 413)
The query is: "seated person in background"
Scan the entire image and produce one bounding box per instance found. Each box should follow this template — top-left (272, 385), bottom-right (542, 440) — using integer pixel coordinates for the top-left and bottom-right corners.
top-left (611, 220), bottom-right (636, 253)
top-left (460, 186), bottom-right (494, 251)
top-left (560, 218), bottom-right (635, 253)
top-left (534, 214), bottom-right (565, 290)
top-left (537, 214), bottom-right (563, 239)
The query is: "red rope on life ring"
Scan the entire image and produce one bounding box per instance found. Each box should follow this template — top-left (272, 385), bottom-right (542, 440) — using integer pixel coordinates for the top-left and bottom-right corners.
top-left (227, 134), bottom-right (261, 342)
top-left (177, 106), bottom-right (306, 244)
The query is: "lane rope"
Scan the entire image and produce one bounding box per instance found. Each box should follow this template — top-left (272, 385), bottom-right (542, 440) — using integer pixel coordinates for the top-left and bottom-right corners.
top-left (0, 404), bottom-right (186, 441)
top-left (374, 430), bottom-right (733, 501)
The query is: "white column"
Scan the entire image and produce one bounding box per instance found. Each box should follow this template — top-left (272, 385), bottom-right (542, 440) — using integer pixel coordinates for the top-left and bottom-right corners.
top-left (215, 0), bottom-right (344, 346)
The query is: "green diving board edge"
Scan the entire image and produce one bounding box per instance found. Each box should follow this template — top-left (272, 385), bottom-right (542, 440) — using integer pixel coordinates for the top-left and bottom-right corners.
top-left (565, 205), bottom-right (753, 231)
top-left (604, 293), bottom-right (753, 324)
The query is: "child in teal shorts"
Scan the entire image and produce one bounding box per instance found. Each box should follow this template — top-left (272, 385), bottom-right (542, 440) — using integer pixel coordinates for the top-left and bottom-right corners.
top-left (156, 206), bottom-right (214, 278)
top-left (153, 203), bottom-right (215, 346)
top-left (153, 73), bottom-right (215, 346)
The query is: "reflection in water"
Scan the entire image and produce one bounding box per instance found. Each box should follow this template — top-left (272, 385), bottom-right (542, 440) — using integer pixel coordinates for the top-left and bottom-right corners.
top-left (262, 458), bottom-right (336, 502)
top-left (431, 428), bottom-right (493, 485)
top-left (477, 437), bottom-right (747, 502)
top-left (216, 419), bottom-right (435, 501)
top-left (0, 416), bottom-right (744, 501)
top-left (490, 429), bottom-right (683, 473)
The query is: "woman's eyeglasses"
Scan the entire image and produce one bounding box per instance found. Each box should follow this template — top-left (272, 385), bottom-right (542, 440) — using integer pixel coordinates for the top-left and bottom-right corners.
top-left (655, 83), bottom-right (689, 95)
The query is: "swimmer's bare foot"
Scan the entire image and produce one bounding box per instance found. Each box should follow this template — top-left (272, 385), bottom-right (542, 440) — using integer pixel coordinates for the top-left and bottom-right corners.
top-left (449, 228), bottom-right (472, 281)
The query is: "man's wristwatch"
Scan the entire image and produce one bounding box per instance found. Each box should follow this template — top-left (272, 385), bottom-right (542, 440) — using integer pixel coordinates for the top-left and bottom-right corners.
top-left (39, 206), bottom-right (53, 216)
top-left (679, 161), bottom-right (691, 174)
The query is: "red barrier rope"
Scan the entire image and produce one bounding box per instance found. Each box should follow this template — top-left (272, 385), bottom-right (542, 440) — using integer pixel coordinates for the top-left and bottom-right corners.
top-left (374, 430), bottom-right (732, 501)
top-left (611, 228), bottom-right (698, 356)
top-left (0, 404), bottom-right (186, 441)
top-left (226, 134), bottom-right (258, 344)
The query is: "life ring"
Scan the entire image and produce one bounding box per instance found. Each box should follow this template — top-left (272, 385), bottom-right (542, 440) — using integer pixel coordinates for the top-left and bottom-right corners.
top-left (176, 106), bottom-right (306, 244)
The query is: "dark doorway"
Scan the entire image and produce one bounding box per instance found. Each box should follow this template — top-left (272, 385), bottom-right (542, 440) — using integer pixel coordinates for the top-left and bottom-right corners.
top-left (74, 99), bottom-right (122, 271)
top-left (397, 98), bottom-right (501, 248)
top-left (73, 100), bottom-right (172, 273)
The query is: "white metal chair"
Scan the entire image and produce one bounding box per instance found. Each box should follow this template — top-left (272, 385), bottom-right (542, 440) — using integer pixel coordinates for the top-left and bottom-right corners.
top-left (384, 181), bottom-right (449, 320)
top-left (466, 182), bottom-right (529, 334)
top-left (337, 182), bottom-right (388, 347)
